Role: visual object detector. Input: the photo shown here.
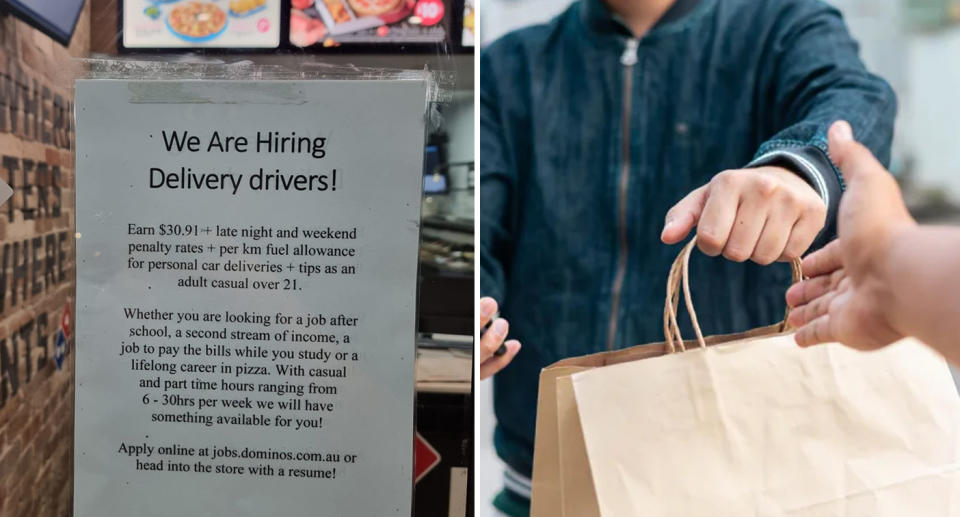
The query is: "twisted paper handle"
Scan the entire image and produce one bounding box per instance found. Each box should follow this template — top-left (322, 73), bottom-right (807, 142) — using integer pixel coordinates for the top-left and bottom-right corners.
top-left (662, 237), bottom-right (804, 353)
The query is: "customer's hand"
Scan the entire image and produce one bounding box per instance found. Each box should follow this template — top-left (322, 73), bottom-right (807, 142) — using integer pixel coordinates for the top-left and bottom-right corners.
top-left (478, 297), bottom-right (521, 380)
top-left (662, 166), bottom-right (826, 265)
top-left (785, 120), bottom-right (916, 349)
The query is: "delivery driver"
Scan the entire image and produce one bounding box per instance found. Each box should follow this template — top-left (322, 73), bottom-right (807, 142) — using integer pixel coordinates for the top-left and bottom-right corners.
top-left (478, 0), bottom-right (896, 514)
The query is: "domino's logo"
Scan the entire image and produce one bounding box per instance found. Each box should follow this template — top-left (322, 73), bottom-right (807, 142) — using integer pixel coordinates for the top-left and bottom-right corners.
top-left (55, 303), bottom-right (71, 371)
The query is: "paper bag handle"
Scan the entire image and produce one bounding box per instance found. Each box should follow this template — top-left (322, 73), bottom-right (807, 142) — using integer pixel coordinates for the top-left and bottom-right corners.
top-left (663, 237), bottom-right (803, 353)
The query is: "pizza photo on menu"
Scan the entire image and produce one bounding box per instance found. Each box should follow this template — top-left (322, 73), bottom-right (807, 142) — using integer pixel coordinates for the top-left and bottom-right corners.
top-left (167, 1), bottom-right (229, 41)
top-left (122, 0), bottom-right (281, 48)
top-left (347, 0), bottom-right (403, 17)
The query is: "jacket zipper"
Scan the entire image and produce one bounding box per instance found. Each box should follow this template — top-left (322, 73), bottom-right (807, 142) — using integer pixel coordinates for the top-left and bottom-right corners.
top-left (606, 37), bottom-right (639, 350)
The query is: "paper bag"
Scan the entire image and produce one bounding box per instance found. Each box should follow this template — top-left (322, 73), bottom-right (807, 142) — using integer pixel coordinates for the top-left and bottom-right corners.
top-left (530, 238), bottom-right (960, 516)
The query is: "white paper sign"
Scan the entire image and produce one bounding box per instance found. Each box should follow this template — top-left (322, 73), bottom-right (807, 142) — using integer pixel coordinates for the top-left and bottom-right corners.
top-left (74, 78), bottom-right (426, 516)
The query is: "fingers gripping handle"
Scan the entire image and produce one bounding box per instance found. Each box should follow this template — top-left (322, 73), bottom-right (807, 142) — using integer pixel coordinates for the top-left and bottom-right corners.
top-left (663, 237), bottom-right (804, 353)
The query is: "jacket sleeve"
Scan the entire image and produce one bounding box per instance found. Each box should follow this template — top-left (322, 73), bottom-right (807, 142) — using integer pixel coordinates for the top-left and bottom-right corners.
top-left (479, 47), bottom-right (519, 304)
top-left (746, 0), bottom-right (897, 250)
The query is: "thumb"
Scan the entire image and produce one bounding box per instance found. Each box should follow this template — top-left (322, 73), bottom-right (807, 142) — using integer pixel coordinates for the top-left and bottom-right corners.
top-left (827, 120), bottom-right (885, 186)
top-left (661, 185), bottom-right (708, 244)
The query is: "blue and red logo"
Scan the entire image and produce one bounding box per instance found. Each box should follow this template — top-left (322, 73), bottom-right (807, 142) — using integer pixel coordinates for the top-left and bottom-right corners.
top-left (54, 303), bottom-right (71, 371)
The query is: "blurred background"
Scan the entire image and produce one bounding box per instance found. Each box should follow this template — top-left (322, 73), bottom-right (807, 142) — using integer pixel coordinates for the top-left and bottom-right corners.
top-left (476, 0), bottom-right (960, 514)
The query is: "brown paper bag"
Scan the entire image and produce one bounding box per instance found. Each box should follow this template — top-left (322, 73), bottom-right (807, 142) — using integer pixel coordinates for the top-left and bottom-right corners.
top-left (530, 238), bottom-right (960, 516)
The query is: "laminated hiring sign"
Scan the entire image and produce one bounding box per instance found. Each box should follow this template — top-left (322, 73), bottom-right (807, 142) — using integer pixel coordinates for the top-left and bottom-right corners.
top-left (73, 73), bottom-right (428, 516)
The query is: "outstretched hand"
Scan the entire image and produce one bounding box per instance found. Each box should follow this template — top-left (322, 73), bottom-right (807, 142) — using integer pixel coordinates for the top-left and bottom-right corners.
top-left (785, 120), bottom-right (916, 349)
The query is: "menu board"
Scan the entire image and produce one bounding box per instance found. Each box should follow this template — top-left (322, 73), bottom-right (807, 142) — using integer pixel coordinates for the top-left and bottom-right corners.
top-left (123, 0), bottom-right (281, 48)
top-left (290, 0), bottom-right (451, 47)
top-left (73, 78), bottom-right (425, 515)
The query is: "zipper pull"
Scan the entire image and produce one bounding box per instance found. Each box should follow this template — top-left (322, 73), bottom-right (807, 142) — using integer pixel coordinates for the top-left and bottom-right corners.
top-left (620, 38), bottom-right (639, 66)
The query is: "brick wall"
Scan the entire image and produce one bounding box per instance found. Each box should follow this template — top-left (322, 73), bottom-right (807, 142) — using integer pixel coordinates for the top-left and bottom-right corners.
top-left (0, 5), bottom-right (89, 516)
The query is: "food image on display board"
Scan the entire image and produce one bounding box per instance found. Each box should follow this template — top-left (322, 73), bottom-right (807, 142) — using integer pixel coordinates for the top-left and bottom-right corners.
top-left (168, 2), bottom-right (227, 40)
top-left (290, 0), bottom-right (451, 48)
top-left (123, 0), bottom-right (280, 48)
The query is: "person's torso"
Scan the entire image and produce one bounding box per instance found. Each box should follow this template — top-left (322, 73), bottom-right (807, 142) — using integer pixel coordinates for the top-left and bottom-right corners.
top-left (487, 0), bottom-right (799, 475)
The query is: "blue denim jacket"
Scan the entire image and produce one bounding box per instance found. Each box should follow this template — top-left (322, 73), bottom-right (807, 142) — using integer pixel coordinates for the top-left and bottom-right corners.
top-left (480, 0), bottom-right (896, 484)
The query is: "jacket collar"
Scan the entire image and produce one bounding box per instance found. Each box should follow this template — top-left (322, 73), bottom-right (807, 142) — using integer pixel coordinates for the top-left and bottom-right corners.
top-left (579, 0), bottom-right (704, 40)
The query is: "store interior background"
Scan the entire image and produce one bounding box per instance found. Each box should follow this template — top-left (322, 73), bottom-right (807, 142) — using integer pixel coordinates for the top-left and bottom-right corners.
top-left (93, 2), bottom-right (479, 514)
top-left (476, 0), bottom-right (960, 514)
top-left (0, 0), bottom-right (474, 514)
